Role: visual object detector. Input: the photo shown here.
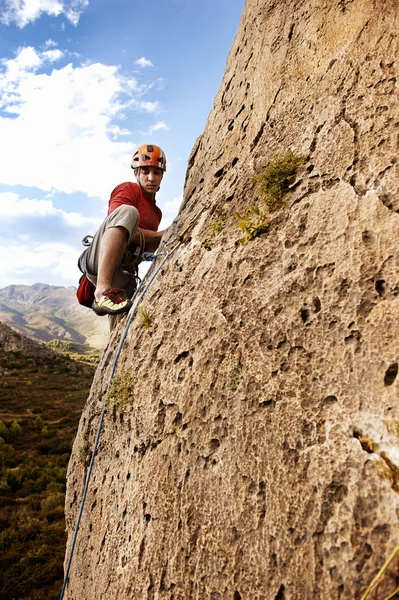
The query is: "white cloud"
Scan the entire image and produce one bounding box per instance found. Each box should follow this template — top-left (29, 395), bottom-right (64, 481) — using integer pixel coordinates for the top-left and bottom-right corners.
top-left (135, 57), bottom-right (154, 68)
top-left (0, 0), bottom-right (89, 28)
top-left (0, 192), bottom-right (54, 216)
top-left (43, 39), bottom-right (58, 48)
top-left (0, 189), bottom-right (182, 288)
top-left (148, 120), bottom-right (170, 135)
top-left (0, 243), bottom-right (81, 286)
top-left (0, 46), bottom-right (164, 199)
top-left (0, 191), bottom-right (100, 224)
top-left (162, 193), bottom-right (182, 217)
top-left (0, 191), bottom-right (102, 287)
top-left (42, 48), bottom-right (64, 62)
top-left (139, 100), bottom-right (160, 113)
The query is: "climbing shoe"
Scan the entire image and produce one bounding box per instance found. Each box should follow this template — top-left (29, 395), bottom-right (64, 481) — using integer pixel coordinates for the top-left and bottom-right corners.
top-left (92, 288), bottom-right (132, 316)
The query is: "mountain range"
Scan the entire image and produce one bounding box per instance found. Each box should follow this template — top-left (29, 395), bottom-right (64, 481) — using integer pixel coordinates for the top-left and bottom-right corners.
top-left (0, 283), bottom-right (109, 351)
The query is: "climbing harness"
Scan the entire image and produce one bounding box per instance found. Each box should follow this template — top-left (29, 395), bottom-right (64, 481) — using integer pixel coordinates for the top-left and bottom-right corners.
top-left (120, 230), bottom-right (145, 272)
top-left (60, 201), bottom-right (209, 599)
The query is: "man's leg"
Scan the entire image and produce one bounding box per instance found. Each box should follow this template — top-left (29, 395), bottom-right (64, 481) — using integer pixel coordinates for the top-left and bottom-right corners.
top-left (83, 205), bottom-right (140, 315)
top-left (94, 226), bottom-right (129, 302)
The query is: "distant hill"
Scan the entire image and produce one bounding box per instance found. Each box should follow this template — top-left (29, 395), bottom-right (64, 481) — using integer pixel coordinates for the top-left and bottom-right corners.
top-left (0, 283), bottom-right (109, 351)
top-left (0, 320), bottom-right (60, 358)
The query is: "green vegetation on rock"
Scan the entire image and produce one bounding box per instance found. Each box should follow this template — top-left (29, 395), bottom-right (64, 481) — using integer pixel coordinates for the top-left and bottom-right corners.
top-left (106, 372), bottom-right (136, 413)
top-left (255, 150), bottom-right (305, 211)
top-left (236, 151), bottom-right (305, 244)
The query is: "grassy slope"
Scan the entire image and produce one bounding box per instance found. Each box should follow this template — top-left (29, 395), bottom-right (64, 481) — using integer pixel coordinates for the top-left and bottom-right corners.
top-left (0, 348), bottom-right (95, 600)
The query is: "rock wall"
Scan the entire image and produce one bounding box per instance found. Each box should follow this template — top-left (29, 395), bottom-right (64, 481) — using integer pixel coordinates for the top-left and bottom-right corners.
top-left (64, 1), bottom-right (399, 598)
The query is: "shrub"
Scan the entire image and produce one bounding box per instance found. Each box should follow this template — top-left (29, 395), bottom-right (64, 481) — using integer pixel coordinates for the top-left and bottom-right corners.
top-left (0, 438), bottom-right (16, 463)
top-left (6, 360), bottom-right (23, 370)
top-left (236, 205), bottom-right (270, 244)
top-left (0, 527), bottom-right (18, 551)
top-left (40, 492), bottom-right (64, 513)
top-left (236, 151), bottom-right (305, 244)
top-left (41, 426), bottom-right (50, 438)
top-left (255, 150), bottom-right (305, 211)
top-left (0, 420), bottom-right (7, 438)
top-left (9, 421), bottom-right (22, 439)
top-left (106, 373), bottom-right (136, 413)
top-left (138, 305), bottom-right (154, 329)
top-left (228, 363), bottom-right (243, 391)
top-left (209, 214), bottom-right (226, 237)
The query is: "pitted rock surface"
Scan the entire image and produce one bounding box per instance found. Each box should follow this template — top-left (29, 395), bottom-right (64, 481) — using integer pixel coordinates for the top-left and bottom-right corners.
top-left (65, 1), bottom-right (399, 598)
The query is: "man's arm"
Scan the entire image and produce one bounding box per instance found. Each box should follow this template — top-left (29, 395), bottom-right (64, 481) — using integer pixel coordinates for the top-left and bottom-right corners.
top-left (131, 228), bottom-right (167, 253)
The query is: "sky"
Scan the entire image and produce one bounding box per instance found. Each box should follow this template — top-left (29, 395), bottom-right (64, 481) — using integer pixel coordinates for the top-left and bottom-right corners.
top-left (0, 0), bottom-right (245, 289)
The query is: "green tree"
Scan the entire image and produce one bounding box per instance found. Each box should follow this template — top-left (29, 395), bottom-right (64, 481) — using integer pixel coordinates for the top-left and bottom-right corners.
top-left (9, 420), bottom-right (22, 439)
top-left (0, 419), bottom-right (7, 439)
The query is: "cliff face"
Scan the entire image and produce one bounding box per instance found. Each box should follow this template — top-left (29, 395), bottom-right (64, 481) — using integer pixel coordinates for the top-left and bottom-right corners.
top-left (65, 1), bottom-right (399, 598)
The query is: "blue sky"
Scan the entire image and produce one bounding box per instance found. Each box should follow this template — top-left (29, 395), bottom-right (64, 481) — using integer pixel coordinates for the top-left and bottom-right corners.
top-left (0, 0), bottom-right (245, 288)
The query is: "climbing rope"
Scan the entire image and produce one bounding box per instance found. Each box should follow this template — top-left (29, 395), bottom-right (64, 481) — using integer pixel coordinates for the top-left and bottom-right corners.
top-left (359, 542), bottom-right (399, 600)
top-left (60, 202), bottom-right (208, 599)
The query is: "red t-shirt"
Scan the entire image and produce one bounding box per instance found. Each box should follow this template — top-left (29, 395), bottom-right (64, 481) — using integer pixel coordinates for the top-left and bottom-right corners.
top-left (107, 182), bottom-right (162, 231)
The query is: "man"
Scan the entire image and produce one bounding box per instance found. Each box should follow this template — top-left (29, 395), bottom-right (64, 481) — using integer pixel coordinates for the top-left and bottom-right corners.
top-left (79, 144), bottom-right (167, 323)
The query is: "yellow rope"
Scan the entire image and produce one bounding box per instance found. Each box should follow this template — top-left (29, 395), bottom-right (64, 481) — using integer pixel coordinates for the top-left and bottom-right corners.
top-left (382, 585), bottom-right (399, 600)
top-left (360, 544), bottom-right (399, 600)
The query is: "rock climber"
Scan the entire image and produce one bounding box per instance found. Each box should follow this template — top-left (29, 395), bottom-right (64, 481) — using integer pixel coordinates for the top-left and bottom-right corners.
top-left (78, 144), bottom-right (167, 324)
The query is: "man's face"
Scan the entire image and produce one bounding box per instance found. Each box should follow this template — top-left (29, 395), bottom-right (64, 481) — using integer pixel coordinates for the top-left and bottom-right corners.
top-left (135, 166), bottom-right (163, 194)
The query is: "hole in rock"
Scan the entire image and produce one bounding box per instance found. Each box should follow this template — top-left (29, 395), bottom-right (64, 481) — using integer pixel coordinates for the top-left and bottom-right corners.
top-left (173, 412), bottom-right (183, 426)
top-left (375, 279), bottom-right (386, 296)
top-left (384, 363), bottom-right (398, 386)
top-left (322, 396), bottom-right (338, 404)
top-left (174, 351), bottom-right (189, 364)
top-left (313, 297), bottom-right (321, 312)
top-left (209, 438), bottom-right (220, 451)
top-left (275, 585), bottom-right (285, 600)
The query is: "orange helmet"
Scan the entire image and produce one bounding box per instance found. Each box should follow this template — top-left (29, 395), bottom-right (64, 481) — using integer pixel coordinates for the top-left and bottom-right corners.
top-left (131, 144), bottom-right (167, 172)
